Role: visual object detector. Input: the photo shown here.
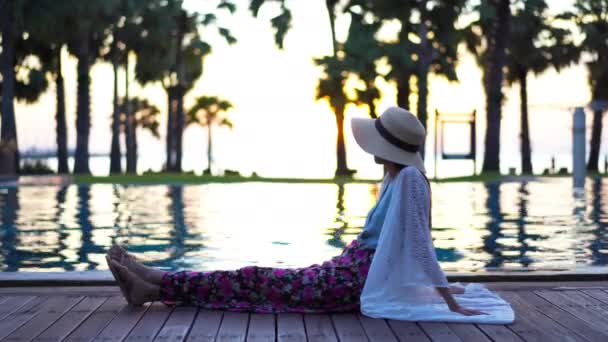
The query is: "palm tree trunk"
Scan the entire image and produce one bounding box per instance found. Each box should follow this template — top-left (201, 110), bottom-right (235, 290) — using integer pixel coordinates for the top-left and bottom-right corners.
top-left (519, 69), bottom-right (532, 174)
top-left (587, 108), bottom-right (604, 172)
top-left (133, 115), bottom-right (138, 173)
top-left (125, 56), bottom-right (136, 173)
top-left (417, 60), bottom-right (430, 160)
top-left (416, 19), bottom-right (432, 160)
top-left (207, 123), bottom-right (213, 172)
top-left (325, 0), bottom-right (338, 56)
top-left (397, 75), bottom-right (411, 110)
top-left (74, 32), bottom-right (91, 174)
top-left (366, 80), bottom-right (377, 119)
top-left (416, 68), bottom-right (429, 160)
top-left (396, 17), bottom-right (412, 112)
top-left (165, 87), bottom-right (175, 171)
top-left (481, 0), bottom-right (510, 174)
top-left (335, 104), bottom-right (349, 176)
top-left (109, 47), bottom-right (121, 174)
top-left (0, 0), bottom-right (18, 175)
top-left (174, 12), bottom-right (186, 173)
top-left (175, 85), bottom-right (184, 172)
top-left (55, 48), bottom-right (69, 174)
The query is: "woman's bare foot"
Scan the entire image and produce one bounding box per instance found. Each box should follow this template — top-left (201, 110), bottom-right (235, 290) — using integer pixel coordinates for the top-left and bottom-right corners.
top-left (111, 260), bottom-right (161, 306)
top-left (108, 245), bottom-right (165, 285)
top-left (106, 255), bottom-right (129, 300)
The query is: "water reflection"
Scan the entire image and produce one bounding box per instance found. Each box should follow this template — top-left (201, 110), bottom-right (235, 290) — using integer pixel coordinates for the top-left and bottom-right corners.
top-left (482, 182), bottom-right (503, 269)
top-left (326, 182), bottom-right (348, 249)
top-left (589, 178), bottom-right (608, 266)
top-left (0, 178), bottom-right (607, 272)
top-left (0, 188), bottom-right (18, 271)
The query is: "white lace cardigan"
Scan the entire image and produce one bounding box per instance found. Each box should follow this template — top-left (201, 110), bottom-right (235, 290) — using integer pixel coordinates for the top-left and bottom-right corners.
top-left (360, 167), bottom-right (515, 324)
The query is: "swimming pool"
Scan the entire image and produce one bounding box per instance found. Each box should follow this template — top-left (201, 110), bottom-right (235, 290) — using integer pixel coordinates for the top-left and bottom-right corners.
top-left (0, 178), bottom-right (607, 273)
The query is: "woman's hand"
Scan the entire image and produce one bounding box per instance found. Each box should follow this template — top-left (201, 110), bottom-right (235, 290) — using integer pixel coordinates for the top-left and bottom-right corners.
top-left (449, 304), bottom-right (488, 316)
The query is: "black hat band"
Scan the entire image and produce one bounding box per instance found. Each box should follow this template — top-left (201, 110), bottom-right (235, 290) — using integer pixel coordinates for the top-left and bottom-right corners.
top-left (374, 119), bottom-right (419, 153)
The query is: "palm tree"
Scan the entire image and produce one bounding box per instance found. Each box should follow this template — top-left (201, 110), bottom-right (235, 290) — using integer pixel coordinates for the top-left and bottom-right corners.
top-left (570, 0), bottom-right (608, 172)
top-left (412, 1), bottom-right (464, 158)
top-left (186, 96), bottom-right (233, 173)
top-left (347, 0), bottom-right (464, 158)
top-left (321, 1), bottom-right (356, 177)
top-left (506, 0), bottom-right (579, 174)
top-left (342, 11), bottom-right (383, 119)
top-left (0, 0), bottom-right (19, 174)
top-left (1, 0), bottom-right (52, 175)
top-left (64, 1), bottom-right (120, 174)
top-left (353, 0), bottom-right (416, 111)
top-left (251, 0), bottom-right (355, 176)
top-left (465, 0), bottom-right (512, 173)
top-left (134, 0), bottom-right (235, 172)
top-left (119, 96), bottom-right (161, 173)
top-left (116, 0), bottom-right (153, 174)
top-left (315, 56), bottom-right (353, 176)
top-left (28, 0), bottom-right (75, 174)
top-left (249, 0), bottom-right (292, 49)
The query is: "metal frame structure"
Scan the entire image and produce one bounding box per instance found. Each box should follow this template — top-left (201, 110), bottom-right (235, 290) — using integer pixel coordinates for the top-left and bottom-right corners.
top-left (434, 110), bottom-right (477, 178)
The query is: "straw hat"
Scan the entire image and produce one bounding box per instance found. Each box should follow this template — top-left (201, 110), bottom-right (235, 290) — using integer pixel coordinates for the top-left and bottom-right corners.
top-left (351, 106), bottom-right (426, 173)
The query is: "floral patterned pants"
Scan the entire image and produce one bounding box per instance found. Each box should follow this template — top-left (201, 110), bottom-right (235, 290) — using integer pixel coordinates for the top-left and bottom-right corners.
top-left (160, 240), bottom-right (374, 313)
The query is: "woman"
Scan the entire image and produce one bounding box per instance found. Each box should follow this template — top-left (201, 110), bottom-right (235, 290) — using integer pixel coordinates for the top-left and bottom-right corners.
top-left (106, 107), bottom-right (499, 318)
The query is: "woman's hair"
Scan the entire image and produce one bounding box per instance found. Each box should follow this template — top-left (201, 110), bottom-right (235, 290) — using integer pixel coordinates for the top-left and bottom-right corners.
top-left (375, 156), bottom-right (408, 172)
top-left (390, 161), bottom-right (407, 171)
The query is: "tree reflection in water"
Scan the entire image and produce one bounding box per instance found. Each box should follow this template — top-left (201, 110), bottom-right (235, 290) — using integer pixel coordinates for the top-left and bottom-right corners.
top-left (0, 188), bottom-right (18, 271)
top-left (482, 182), bottom-right (504, 269)
top-left (327, 181), bottom-right (348, 249)
top-left (589, 177), bottom-right (607, 266)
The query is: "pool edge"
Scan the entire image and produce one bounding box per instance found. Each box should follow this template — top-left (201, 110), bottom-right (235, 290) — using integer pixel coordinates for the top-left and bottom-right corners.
top-left (0, 270), bottom-right (606, 287)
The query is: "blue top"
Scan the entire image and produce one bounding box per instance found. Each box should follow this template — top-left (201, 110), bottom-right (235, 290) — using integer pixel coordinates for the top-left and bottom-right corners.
top-left (357, 175), bottom-right (395, 250)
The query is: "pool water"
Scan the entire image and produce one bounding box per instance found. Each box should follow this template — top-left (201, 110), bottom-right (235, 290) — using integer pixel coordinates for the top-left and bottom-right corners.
top-left (0, 178), bottom-right (607, 273)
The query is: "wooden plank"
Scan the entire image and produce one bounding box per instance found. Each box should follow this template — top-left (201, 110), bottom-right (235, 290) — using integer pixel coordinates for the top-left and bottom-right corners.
top-left (581, 289), bottom-right (608, 304)
top-left (277, 313), bottom-right (306, 342)
top-left (499, 291), bottom-right (586, 342)
top-left (0, 296), bottom-right (36, 321)
top-left (565, 290), bottom-right (608, 314)
top-left (185, 310), bottom-right (222, 342)
top-left (516, 291), bottom-right (608, 342)
top-left (387, 320), bottom-right (430, 342)
top-left (125, 302), bottom-right (173, 342)
top-left (246, 314), bottom-right (275, 342)
top-left (330, 313), bottom-right (367, 342)
top-left (0, 296), bottom-right (48, 340)
top-left (446, 324), bottom-right (491, 342)
top-left (475, 324), bottom-right (523, 342)
top-left (549, 289), bottom-right (608, 308)
top-left (93, 302), bottom-right (149, 342)
top-left (215, 311), bottom-right (248, 342)
top-left (418, 322), bottom-right (462, 342)
top-left (33, 296), bottom-right (108, 342)
top-left (0, 287), bottom-right (121, 296)
top-left (357, 315), bottom-right (398, 342)
top-left (535, 290), bottom-right (608, 330)
top-left (154, 306), bottom-right (198, 342)
top-left (3, 295), bottom-right (83, 342)
top-left (304, 314), bottom-right (338, 342)
top-left (64, 296), bottom-right (127, 342)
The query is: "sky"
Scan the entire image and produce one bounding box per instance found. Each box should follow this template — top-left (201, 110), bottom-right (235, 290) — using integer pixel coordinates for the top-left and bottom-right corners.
top-left (12, 0), bottom-right (598, 179)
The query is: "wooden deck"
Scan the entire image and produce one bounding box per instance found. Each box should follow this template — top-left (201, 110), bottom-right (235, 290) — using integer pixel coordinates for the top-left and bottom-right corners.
top-left (0, 282), bottom-right (608, 342)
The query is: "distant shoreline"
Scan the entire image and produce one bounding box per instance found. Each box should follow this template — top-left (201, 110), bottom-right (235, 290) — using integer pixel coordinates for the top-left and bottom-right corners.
top-left (2, 172), bottom-right (604, 187)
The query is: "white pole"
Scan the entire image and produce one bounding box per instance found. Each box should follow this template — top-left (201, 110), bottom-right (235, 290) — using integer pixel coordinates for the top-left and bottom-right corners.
top-left (573, 107), bottom-right (586, 188)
